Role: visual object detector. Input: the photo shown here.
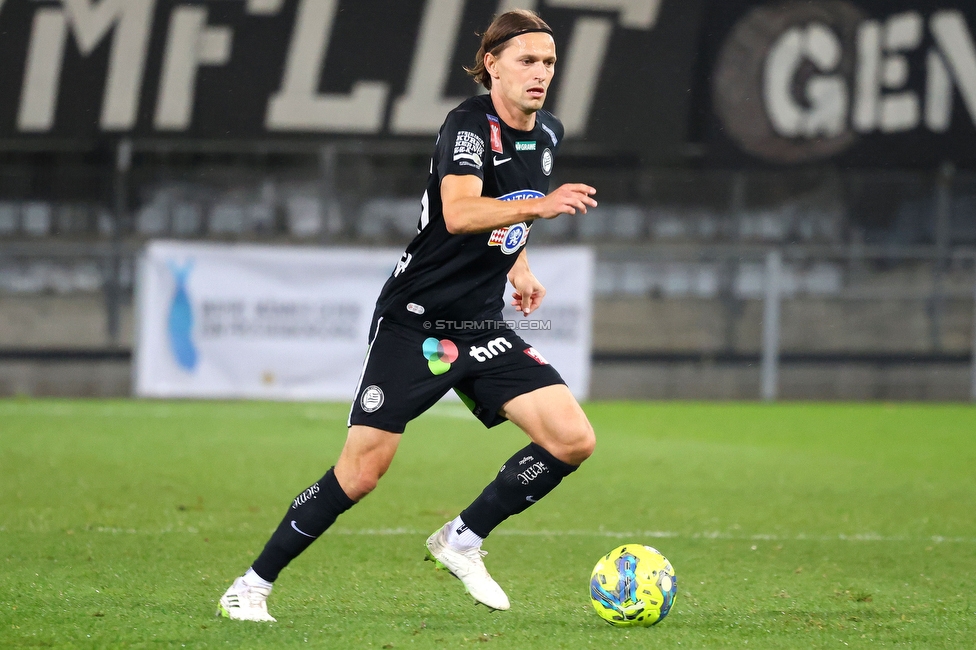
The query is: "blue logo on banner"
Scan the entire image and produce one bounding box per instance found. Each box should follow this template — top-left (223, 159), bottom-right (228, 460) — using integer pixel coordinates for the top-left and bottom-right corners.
top-left (166, 260), bottom-right (198, 372)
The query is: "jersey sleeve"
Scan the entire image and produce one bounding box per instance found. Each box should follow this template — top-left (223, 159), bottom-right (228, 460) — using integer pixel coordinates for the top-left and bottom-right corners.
top-left (436, 109), bottom-right (489, 181)
top-left (539, 111), bottom-right (565, 154)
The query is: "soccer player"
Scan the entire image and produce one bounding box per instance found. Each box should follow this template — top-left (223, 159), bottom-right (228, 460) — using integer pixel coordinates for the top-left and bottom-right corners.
top-left (218, 9), bottom-right (597, 621)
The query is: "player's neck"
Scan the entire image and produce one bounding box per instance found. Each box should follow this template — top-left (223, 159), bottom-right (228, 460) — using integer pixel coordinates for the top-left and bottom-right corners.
top-left (488, 90), bottom-right (536, 132)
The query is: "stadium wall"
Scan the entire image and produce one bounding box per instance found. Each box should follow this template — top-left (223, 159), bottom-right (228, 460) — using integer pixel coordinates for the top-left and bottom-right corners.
top-left (2, 290), bottom-right (973, 400)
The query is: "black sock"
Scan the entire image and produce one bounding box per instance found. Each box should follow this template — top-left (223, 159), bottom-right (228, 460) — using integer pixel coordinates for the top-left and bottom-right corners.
top-left (459, 442), bottom-right (577, 539)
top-left (251, 467), bottom-right (355, 582)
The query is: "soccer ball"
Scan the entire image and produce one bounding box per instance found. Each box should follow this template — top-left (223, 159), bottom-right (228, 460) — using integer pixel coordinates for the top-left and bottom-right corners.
top-left (589, 544), bottom-right (677, 627)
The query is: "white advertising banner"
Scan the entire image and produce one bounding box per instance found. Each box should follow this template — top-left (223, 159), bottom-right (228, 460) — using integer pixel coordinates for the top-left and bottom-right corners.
top-left (135, 242), bottom-right (592, 401)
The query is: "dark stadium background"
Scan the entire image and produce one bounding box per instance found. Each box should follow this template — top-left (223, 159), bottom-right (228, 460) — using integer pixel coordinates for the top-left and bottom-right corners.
top-left (1, 0), bottom-right (975, 401)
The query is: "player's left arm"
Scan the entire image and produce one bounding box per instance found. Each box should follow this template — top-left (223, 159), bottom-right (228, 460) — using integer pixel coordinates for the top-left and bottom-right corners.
top-left (508, 249), bottom-right (546, 316)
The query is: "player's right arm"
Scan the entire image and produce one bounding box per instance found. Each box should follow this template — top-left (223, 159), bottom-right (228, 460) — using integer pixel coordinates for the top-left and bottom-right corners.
top-left (441, 175), bottom-right (597, 235)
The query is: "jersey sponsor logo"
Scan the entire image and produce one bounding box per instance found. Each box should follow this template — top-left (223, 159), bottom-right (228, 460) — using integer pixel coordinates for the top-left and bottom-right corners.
top-left (468, 337), bottom-right (513, 362)
top-left (497, 189), bottom-right (545, 202)
top-left (487, 114), bottom-right (503, 153)
top-left (423, 337), bottom-right (458, 375)
top-left (487, 190), bottom-right (543, 253)
top-left (453, 130), bottom-right (484, 168)
top-left (524, 347), bottom-right (549, 365)
top-left (360, 385), bottom-right (385, 412)
top-left (515, 141), bottom-right (536, 151)
top-left (541, 148), bottom-right (553, 176)
top-left (487, 222), bottom-right (530, 255)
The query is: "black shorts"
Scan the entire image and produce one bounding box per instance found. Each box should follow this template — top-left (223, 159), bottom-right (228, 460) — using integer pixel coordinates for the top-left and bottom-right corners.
top-left (348, 317), bottom-right (564, 433)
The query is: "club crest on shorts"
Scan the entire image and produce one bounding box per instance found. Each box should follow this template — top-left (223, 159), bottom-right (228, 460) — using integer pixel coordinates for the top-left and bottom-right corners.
top-left (360, 385), bottom-right (384, 412)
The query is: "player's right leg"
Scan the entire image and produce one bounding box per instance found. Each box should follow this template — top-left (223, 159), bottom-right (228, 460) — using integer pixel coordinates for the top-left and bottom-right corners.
top-left (218, 316), bottom-right (453, 621)
top-left (217, 426), bottom-right (400, 622)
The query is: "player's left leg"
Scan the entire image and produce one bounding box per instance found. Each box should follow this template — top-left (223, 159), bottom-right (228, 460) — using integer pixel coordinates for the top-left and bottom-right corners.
top-left (455, 383), bottom-right (594, 540)
top-left (426, 383), bottom-right (594, 610)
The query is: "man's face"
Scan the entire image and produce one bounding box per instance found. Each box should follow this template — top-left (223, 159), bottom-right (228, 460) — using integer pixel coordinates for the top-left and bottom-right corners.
top-left (487, 32), bottom-right (556, 116)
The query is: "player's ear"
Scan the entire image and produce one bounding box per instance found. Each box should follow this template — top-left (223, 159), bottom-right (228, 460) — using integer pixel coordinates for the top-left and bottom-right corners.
top-left (485, 52), bottom-right (500, 81)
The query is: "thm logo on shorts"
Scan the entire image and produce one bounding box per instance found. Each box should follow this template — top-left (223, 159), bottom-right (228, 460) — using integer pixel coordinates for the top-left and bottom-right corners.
top-left (469, 337), bottom-right (512, 362)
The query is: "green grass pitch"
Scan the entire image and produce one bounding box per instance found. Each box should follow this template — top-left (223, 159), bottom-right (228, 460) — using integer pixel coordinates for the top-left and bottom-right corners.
top-left (2, 399), bottom-right (975, 648)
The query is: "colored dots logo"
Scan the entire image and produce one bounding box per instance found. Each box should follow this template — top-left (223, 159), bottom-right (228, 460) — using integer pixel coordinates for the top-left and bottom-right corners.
top-left (422, 337), bottom-right (458, 375)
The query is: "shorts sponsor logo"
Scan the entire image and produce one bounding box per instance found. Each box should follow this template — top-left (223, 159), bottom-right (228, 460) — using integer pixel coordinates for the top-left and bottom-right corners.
top-left (406, 302), bottom-right (425, 315)
top-left (519, 455), bottom-right (535, 465)
top-left (469, 337), bottom-right (513, 362)
top-left (515, 141), bottom-right (536, 151)
top-left (487, 114), bottom-right (503, 153)
top-left (423, 337), bottom-right (459, 375)
top-left (541, 148), bottom-right (553, 175)
top-left (524, 347), bottom-right (549, 365)
top-left (360, 384), bottom-right (385, 412)
top-left (453, 130), bottom-right (484, 168)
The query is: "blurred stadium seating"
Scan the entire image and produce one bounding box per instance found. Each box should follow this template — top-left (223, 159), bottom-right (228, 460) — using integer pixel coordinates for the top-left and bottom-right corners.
top-left (1, 0), bottom-right (975, 399)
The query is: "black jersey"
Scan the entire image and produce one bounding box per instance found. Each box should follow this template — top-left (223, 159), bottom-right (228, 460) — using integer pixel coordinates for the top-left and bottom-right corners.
top-left (372, 95), bottom-right (564, 331)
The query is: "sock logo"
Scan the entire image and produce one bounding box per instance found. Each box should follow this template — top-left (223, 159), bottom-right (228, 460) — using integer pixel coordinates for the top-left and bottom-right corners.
top-left (456, 524), bottom-right (468, 535)
top-left (423, 337), bottom-right (458, 375)
top-left (517, 461), bottom-right (548, 485)
top-left (525, 496), bottom-right (538, 503)
top-left (292, 483), bottom-right (320, 509)
top-left (290, 520), bottom-right (317, 538)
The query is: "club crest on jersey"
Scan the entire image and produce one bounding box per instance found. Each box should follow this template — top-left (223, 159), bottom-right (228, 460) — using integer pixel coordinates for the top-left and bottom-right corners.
top-left (542, 148), bottom-right (553, 176)
top-left (487, 114), bottom-right (503, 153)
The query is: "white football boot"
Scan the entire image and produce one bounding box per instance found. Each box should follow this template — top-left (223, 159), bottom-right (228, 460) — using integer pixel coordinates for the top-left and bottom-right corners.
top-left (425, 523), bottom-right (510, 611)
top-left (217, 576), bottom-right (277, 622)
